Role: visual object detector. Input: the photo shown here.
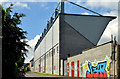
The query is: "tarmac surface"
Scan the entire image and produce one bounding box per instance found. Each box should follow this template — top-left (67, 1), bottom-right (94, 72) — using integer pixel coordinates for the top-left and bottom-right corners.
top-left (25, 72), bottom-right (64, 77)
top-left (25, 72), bottom-right (43, 77)
top-left (23, 72), bottom-right (65, 79)
top-left (17, 72), bottom-right (88, 79)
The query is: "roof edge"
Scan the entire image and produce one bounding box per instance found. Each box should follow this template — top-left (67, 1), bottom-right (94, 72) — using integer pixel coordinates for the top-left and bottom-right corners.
top-left (59, 13), bottom-right (117, 20)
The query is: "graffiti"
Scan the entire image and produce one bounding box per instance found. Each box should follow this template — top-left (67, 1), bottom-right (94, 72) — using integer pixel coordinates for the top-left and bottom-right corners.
top-left (54, 66), bottom-right (56, 70)
top-left (71, 61), bottom-right (74, 77)
top-left (67, 63), bottom-right (69, 76)
top-left (67, 56), bottom-right (110, 78)
top-left (69, 62), bottom-right (71, 76)
top-left (83, 56), bottom-right (110, 78)
top-left (86, 61), bottom-right (107, 78)
top-left (77, 60), bottom-right (79, 77)
top-left (79, 63), bottom-right (83, 76)
top-left (75, 61), bottom-right (77, 77)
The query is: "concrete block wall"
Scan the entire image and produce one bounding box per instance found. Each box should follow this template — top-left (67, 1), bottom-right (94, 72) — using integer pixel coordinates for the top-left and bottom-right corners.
top-left (67, 42), bottom-right (117, 78)
top-left (34, 45), bottom-right (59, 75)
top-left (29, 63), bottom-right (34, 71)
top-left (41, 56), bottom-right (45, 73)
top-left (53, 45), bottom-right (59, 75)
top-left (34, 59), bottom-right (40, 72)
top-left (46, 50), bottom-right (52, 74)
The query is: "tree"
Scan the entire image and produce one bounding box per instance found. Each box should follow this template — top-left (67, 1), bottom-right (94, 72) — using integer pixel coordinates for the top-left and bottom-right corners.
top-left (1, 4), bottom-right (29, 77)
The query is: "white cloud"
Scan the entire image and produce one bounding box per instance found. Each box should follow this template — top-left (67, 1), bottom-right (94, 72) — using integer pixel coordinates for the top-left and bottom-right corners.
top-left (85, 0), bottom-right (119, 2)
top-left (27, 34), bottom-right (41, 48)
top-left (0, 0), bottom-right (9, 5)
top-left (0, 0), bottom-right (60, 2)
top-left (14, 2), bottom-right (30, 9)
top-left (4, 3), bottom-right (11, 7)
top-left (40, 2), bottom-right (49, 10)
top-left (0, 0), bottom-right (9, 3)
top-left (0, 0), bottom-right (119, 3)
top-left (24, 34), bottom-right (41, 63)
top-left (98, 11), bottom-right (118, 45)
top-left (84, 0), bottom-right (118, 10)
top-left (81, 12), bottom-right (89, 15)
top-left (2, 2), bottom-right (30, 9)
top-left (24, 48), bottom-right (34, 63)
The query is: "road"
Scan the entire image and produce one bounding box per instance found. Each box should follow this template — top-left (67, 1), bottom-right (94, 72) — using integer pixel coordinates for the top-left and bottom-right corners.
top-left (23, 72), bottom-right (83, 79)
top-left (25, 72), bottom-right (43, 77)
top-left (24, 72), bottom-right (64, 78)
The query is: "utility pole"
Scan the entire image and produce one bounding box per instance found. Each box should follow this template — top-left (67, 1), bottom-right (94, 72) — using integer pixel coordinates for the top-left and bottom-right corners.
top-left (113, 36), bottom-right (116, 79)
top-left (112, 35), bottom-right (116, 79)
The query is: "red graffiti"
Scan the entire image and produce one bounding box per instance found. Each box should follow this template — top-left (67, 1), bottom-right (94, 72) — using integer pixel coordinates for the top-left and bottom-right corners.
top-left (77, 60), bottom-right (79, 77)
top-left (54, 66), bottom-right (56, 70)
top-left (71, 61), bottom-right (74, 77)
top-left (93, 73), bottom-right (99, 77)
top-left (67, 63), bottom-right (69, 77)
top-left (86, 73), bottom-right (93, 78)
top-left (86, 72), bottom-right (107, 78)
top-left (99, 72), bottom-right (103, 78)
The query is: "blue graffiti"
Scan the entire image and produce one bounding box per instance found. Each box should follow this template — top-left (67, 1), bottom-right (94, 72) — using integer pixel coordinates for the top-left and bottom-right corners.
top-left (86, 61), bottom-right (107, 74)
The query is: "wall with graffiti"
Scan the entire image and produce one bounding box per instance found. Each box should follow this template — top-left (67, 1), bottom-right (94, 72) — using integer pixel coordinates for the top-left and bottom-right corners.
top-left (66, 42), bottom-right (117, 77)
top-left (67, 56), bottom-right (110, 78)
top-left (83, 56), bottom-right (110, 78)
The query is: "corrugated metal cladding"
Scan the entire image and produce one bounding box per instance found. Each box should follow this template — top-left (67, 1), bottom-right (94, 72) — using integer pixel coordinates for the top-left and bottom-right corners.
top-left (34, 13), bottom-right (116, 75)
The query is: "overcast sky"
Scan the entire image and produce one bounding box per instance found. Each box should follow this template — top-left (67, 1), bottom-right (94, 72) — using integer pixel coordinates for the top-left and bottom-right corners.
top-left (1, 0), bottom-right (119, 63)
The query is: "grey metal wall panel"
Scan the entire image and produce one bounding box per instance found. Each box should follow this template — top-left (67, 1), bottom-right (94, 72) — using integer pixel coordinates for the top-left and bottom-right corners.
top-left (64, 15), bottom-right (113, 45)
top-left (60, 19), bottom-right (94, 59)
